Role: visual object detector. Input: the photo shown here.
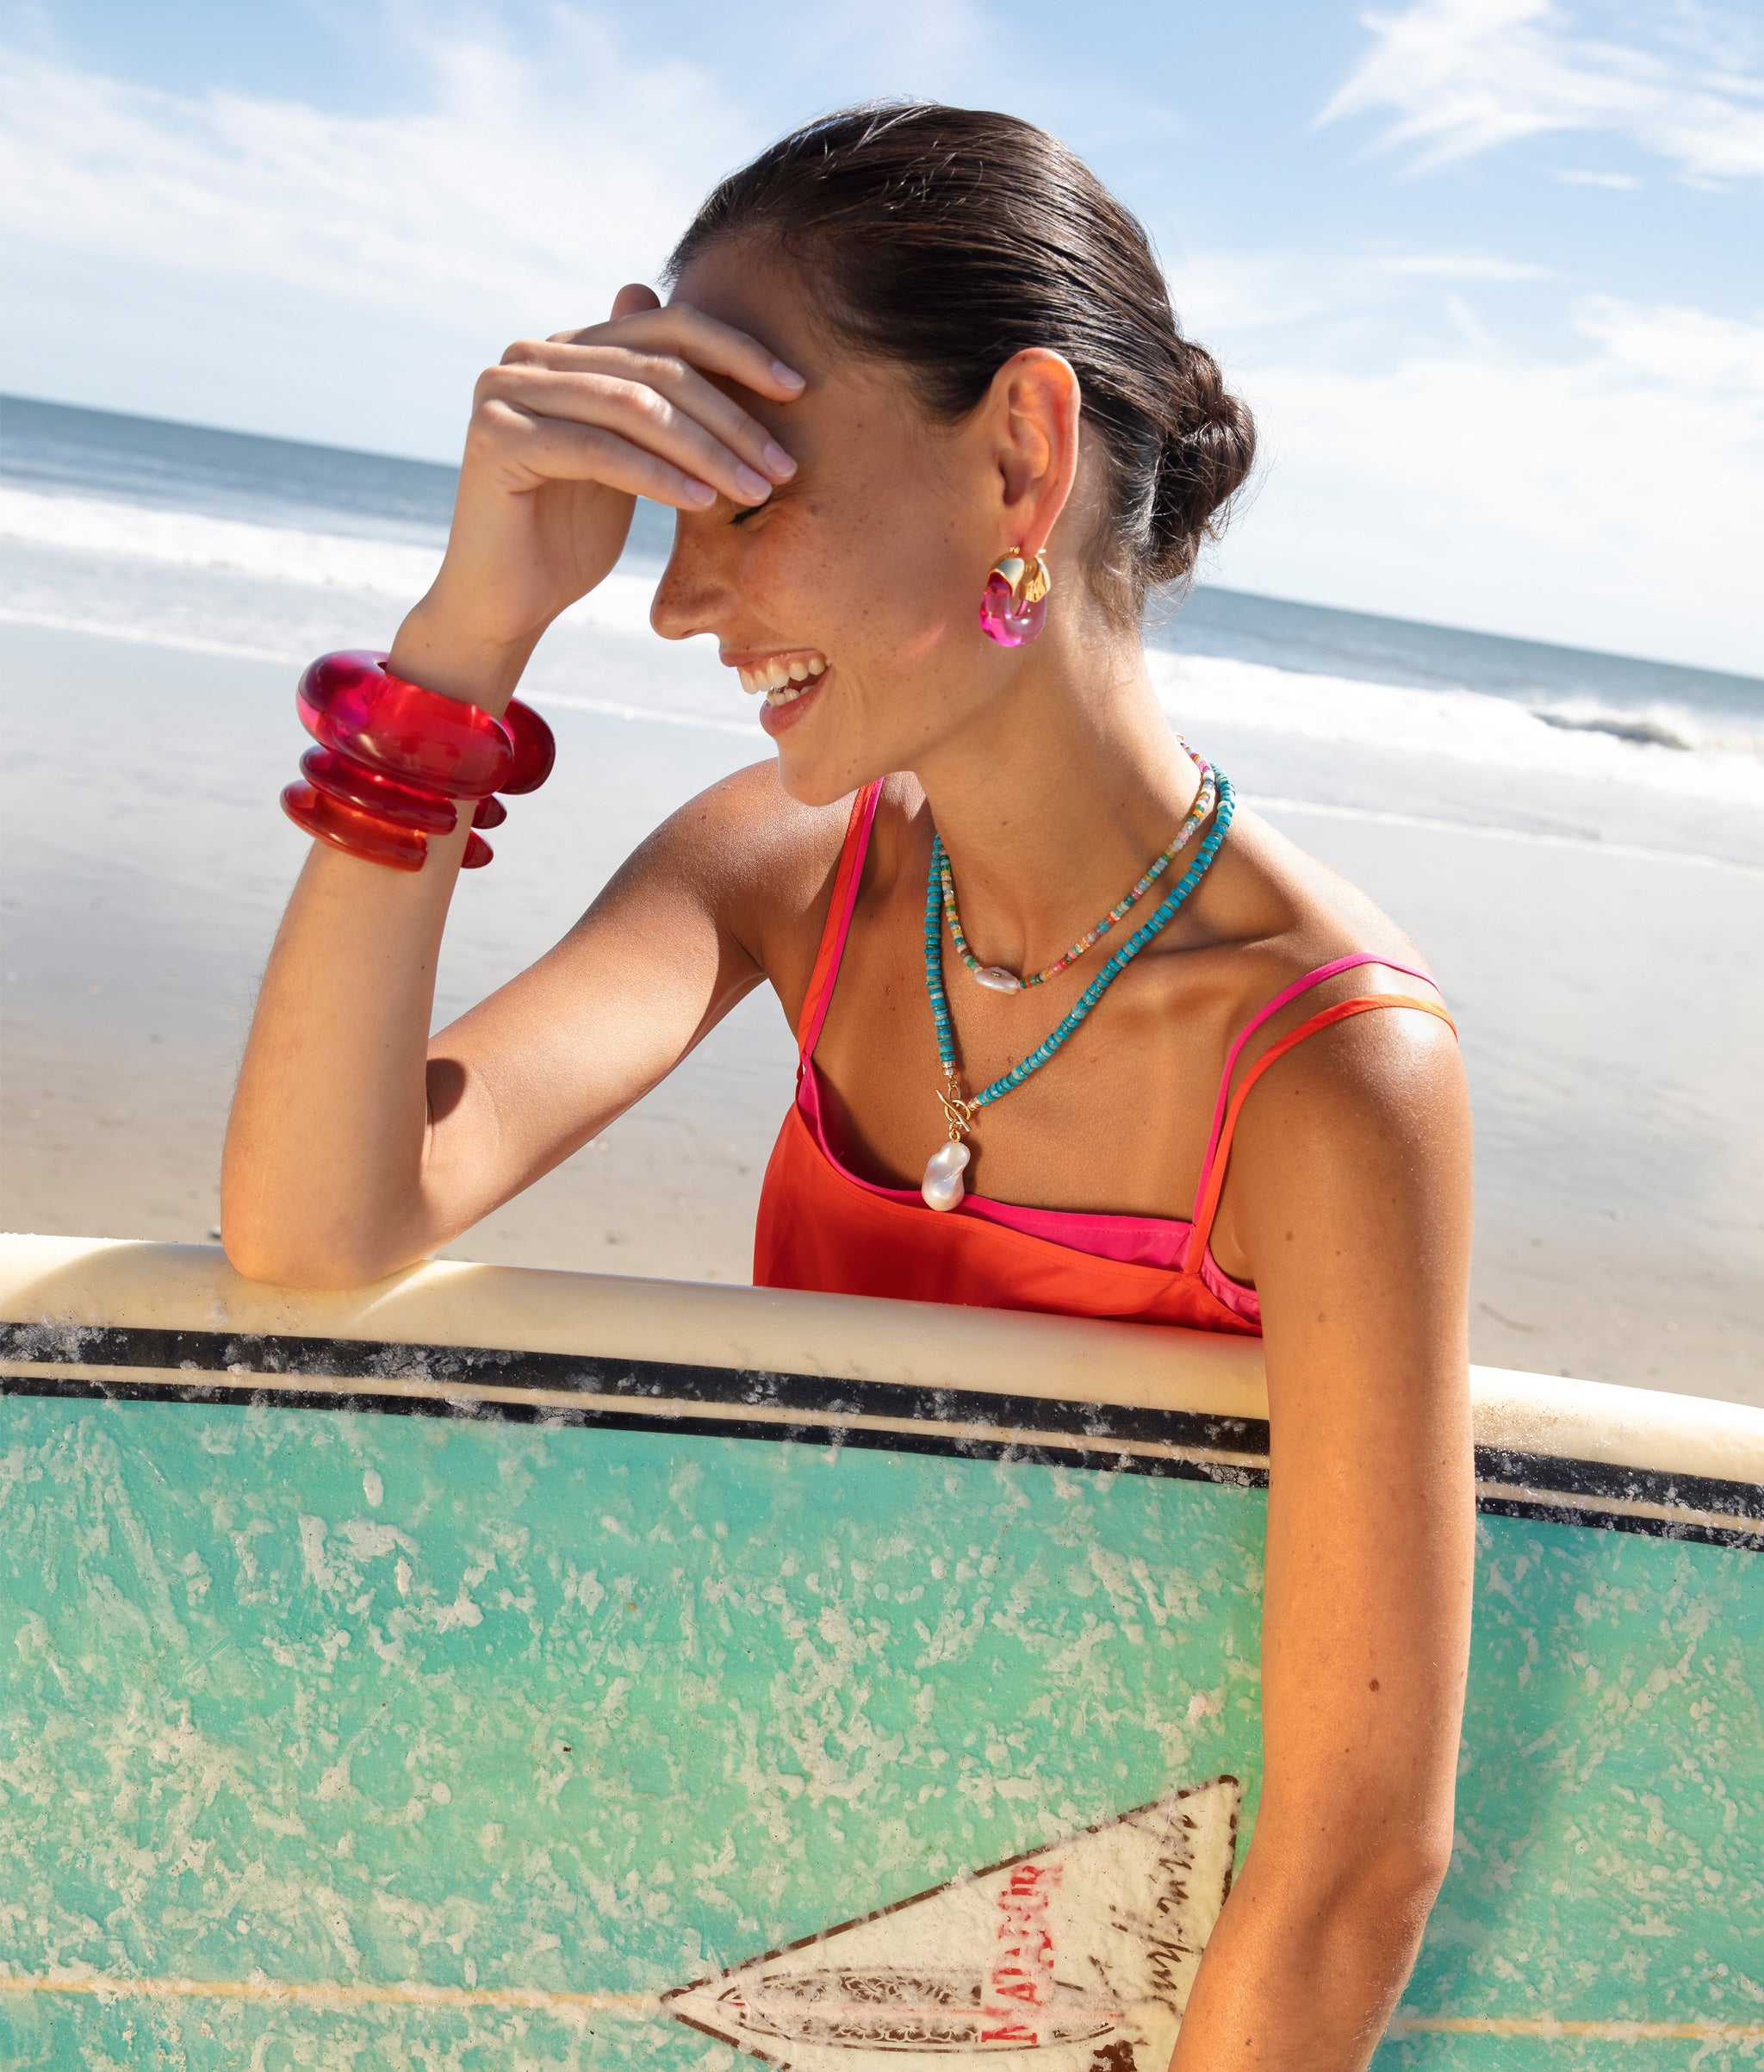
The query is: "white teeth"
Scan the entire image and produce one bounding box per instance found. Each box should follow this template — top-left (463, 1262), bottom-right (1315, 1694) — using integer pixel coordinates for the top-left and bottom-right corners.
top-left (731, 654), bottom-right (829, 700)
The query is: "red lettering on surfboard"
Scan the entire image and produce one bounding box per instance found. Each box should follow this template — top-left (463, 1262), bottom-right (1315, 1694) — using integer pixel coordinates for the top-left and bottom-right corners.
top-left (981, 1864), bottom-right (1060, 2043)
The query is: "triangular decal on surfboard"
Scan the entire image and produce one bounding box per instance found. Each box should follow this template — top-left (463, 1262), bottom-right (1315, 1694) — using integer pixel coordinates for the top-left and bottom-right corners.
top-left (664, 1776), bottom-right (1240, 2071)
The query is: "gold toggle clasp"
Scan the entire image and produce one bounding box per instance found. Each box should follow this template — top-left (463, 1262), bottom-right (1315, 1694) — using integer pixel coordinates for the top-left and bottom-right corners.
top-left (937, 1071), bottom-right (977, 1143)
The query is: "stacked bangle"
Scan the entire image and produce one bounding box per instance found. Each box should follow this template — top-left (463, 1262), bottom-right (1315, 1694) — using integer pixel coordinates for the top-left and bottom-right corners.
top-left (280, 650), bottom-right (555, 873)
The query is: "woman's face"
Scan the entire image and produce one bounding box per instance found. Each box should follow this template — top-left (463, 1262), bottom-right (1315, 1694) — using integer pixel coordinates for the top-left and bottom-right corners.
top-left (650, 242), bottom-right (1050, 807)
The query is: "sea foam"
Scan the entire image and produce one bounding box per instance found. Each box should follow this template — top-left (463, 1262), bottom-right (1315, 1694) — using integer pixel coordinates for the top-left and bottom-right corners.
top-left (3, 483), bottom-right (1761, 823)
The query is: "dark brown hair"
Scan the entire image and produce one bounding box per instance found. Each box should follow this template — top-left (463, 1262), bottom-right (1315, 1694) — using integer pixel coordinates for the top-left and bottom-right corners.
top-left (667, 102), bottom-right (1256, 606)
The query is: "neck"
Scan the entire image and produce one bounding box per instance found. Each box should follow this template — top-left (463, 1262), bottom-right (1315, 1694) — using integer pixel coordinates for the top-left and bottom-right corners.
top-left (910, 610), bottom-right (1201, 976)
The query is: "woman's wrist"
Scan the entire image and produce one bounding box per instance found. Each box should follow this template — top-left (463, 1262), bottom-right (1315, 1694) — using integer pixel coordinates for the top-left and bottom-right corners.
top-left (388, 598), bottom-right (543, 715)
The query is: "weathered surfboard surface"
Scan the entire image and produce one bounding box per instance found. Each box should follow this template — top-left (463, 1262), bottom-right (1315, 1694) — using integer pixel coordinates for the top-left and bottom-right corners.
top-left (1, 1235), bottom-right (1759, 2070)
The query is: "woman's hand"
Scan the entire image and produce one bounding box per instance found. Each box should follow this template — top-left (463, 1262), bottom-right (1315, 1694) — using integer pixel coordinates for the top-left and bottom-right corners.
top-left (394, 284), bottom-right (803, 706)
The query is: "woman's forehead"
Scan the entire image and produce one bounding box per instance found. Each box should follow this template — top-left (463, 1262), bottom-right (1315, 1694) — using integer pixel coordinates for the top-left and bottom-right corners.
top-left (668, 243), bottom-right (823, 379)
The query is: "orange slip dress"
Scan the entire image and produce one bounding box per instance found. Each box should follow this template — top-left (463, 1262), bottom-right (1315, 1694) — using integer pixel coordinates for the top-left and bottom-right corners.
top-left (754, 781), bottom-right (1457, 1335)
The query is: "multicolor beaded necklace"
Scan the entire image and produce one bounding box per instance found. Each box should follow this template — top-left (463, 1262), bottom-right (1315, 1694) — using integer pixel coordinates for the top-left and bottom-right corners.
top-left (940, 746), bottom-right (1219, 993)
top-left (921, 763), bottom-right (1236, 1210)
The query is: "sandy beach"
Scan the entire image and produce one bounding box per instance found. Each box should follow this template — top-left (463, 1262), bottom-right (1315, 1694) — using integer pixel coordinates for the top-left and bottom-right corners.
top-left (3, 617), bottom-right (1759, 1406)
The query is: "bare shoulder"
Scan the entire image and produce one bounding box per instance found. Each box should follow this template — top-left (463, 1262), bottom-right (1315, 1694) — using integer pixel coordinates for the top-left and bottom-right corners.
top-left (606, 756), bottom-right (864, 987)
top-left (1196, 806), bottom-right (1470, 1273)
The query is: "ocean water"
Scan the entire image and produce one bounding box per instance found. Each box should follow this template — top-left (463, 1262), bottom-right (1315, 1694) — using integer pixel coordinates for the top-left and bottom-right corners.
top-left (3, 393), bottom-right (1761, 851)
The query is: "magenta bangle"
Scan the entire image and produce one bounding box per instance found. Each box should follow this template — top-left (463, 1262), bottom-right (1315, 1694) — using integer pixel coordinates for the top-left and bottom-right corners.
top-left (281, 650), bottom-right (555, 872)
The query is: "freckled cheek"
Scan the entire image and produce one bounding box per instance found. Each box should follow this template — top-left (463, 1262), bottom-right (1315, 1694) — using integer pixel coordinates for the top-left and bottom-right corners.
top-left (744, 503), bottom-right (959, 661)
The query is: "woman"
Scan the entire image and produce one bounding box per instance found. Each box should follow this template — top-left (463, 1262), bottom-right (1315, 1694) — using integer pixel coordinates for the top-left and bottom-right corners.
top-left (224, 104), bottom-right (1473, 2069)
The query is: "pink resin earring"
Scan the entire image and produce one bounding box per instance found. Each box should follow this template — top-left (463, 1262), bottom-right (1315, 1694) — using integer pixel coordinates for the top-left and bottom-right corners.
top-left (978, 548), bottom-right (1051, 648)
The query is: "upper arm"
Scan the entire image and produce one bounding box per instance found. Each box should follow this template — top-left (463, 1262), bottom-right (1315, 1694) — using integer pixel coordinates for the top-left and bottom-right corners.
top-left (413, 759), bottom-right (840, 1243)
top-left (1225, 1005), bottom-right (1475, 1895)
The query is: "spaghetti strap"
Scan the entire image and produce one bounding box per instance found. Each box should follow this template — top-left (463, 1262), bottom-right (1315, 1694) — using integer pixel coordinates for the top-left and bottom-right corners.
top-left (1192, 953), bottom-right (1438, 1191)
top-left (1182, 992), bottom-right (1457, 1274)
top-left (797, 781), bottom-right (884, 1058)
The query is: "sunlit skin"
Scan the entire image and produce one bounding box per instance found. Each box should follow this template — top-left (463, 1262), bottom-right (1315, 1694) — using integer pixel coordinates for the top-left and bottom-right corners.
top-left (224, 242), bottom-right (1475, 2071)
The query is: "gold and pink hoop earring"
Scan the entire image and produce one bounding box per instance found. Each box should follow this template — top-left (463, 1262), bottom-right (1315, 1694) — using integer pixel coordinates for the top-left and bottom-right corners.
top-left (978, 547), bottom-right (1051, 648)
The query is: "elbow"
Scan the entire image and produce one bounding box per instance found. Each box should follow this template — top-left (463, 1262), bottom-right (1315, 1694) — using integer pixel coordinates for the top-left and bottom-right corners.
top-left (219, 1148), bottom-right (425, 1290)
top-left (218, 1194), bottom-right (419, 1291)
top-left (1255, 1810), bottom-right (1454, 1964)
top-left (1316, 1821), bottom-right (1455, 1965)
top-left (1350, 1825), bottom-right (1454, 1923)
top-left (220, 1228), bottom-right (404, 1291)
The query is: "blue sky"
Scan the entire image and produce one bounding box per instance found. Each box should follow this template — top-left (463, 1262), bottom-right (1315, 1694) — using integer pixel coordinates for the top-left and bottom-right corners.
top-left (2, 0), bottom-right (1760, 670)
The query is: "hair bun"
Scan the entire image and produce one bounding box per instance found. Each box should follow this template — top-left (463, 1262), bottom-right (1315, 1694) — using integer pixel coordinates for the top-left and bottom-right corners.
top-left (1146, 341), bottom-right (1257, 588)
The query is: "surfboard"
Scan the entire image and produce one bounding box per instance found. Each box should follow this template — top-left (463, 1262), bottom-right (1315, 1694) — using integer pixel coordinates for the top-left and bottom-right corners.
top-left (1, 1233), bottom-right (1759, 2069)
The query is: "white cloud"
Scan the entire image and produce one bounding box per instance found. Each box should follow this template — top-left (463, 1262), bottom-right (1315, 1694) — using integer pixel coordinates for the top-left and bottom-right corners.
top-left (1556, 166), bottom-right (1641, 187)
top-left (1211, 299), bottom-right (1764, 673)
top-left (1324, 0), bottom-right (1764, 184)
top-left (0, 28), bottom-right (749, 329)
top-left (1363, 250), bottom-right (1548, 280)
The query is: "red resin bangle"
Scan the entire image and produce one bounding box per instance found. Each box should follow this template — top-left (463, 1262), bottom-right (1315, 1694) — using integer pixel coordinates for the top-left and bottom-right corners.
top-left (283, 783), bottom-right (494, 871)
top-left (300, 747), bottom-right (459, 836)
top-left (297, 651), bottom-right (513, 798)
top-left (282, 781), bottom-right (429, 872)
top-left (285, 651), bottom-right (550, 873)
top-left (498, 699), bottom-right (556, 794)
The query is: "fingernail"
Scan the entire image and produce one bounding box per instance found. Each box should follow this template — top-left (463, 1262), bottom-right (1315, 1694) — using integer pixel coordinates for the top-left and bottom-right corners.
top-left (734, 464), bottom-right (771, 501)
top-left (683, 478), bottom-right (717, 507)
top-left (763, 440), bottom-right (796, 478)
top-left (772, 360), bottom-right (806, 391)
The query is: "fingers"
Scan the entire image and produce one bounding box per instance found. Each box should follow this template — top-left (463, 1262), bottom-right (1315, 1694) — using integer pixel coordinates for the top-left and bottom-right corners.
top-left (495, 342), bottom-right (793, 499)
top-left (546, 300), bottom-right (805, 402)
top-left (475, 400), bottom-right (726, 512)
top-left (478, 363), bottom-right (769, 507)
top-left (611, 282), bottom-right (662, 320)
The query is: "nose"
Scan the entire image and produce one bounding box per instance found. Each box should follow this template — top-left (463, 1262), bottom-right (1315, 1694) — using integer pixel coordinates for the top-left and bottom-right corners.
top-left (649, 516), bottom-right (732, 643)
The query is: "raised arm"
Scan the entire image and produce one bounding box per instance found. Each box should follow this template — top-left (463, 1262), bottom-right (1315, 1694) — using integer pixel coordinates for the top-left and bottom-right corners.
top-left (221, 290), bottom-right (810, 1287)
top-left (1170, 1004), bottom-right (1475, 2069)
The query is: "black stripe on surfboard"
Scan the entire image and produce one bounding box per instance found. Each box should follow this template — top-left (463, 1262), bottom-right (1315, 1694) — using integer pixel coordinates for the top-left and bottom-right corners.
top-left (3, 1323), bottom-right (1760, 1549)
top-left (3, 1366), bottom-right (1271, 1495)
top-left (0, 1322), bottom-right (1268, 1459)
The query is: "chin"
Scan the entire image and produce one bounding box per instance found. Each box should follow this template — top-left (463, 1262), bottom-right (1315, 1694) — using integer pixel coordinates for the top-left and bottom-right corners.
top-left (773, 746), bottom-right (860, 811)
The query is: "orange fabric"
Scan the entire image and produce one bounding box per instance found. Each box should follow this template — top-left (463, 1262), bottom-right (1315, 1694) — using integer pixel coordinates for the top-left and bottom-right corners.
top-left (755, 1099), bottom-right (1267, 1333)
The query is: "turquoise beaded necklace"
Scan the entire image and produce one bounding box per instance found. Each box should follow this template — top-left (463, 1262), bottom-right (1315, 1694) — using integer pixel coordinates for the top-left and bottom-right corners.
top-left (919, 767), bottom-right (1235, 1210)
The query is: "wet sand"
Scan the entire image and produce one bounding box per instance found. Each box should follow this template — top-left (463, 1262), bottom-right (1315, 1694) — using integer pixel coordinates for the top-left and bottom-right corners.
top-left (3, 620), bottom-right (1760, 1405)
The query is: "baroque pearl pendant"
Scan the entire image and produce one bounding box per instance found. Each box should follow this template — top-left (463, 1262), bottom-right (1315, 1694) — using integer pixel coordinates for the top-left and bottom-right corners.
top-left (921, 1139), bottom-right (971, 1212)
top-left (972, 964), bottom-right (1022, 994)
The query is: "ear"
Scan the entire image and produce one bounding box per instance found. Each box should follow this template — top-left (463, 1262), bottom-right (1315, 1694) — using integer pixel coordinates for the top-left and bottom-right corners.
top-left (986, 348), bottom-right (1082, 558)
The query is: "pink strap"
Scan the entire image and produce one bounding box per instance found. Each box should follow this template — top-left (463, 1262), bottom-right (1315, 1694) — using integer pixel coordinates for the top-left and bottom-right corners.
top-left (797, 781), bottom-right (885, 1060)
top-left (1182, 992), bottom-right (1457, 1274)
top-left (1190, 954), bottom-right (1438, 1214)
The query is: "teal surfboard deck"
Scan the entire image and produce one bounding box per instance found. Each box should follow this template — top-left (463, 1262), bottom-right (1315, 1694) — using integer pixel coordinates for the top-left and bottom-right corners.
top-left (1, 1237), bottom-right (1760, 2069)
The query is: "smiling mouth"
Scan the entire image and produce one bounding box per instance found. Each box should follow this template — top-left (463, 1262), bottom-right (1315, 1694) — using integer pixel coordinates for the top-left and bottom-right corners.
top-left (733, 652), bottom-right (828, 706)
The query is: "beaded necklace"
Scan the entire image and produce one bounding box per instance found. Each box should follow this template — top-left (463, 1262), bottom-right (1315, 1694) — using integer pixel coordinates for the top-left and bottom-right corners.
top-left (941, 747), bottom-right (1218, 993)
top-left (921, 767), bottom-right (1236, 1210)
